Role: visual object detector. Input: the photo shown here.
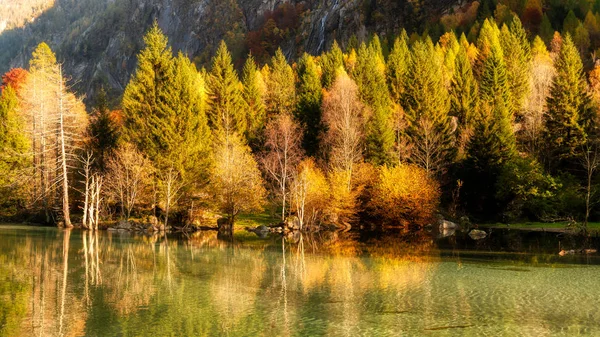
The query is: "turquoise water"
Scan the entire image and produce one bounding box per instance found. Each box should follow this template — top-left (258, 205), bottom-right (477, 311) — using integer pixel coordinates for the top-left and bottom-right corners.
top-left (1, 225), bottom-right (599, 336)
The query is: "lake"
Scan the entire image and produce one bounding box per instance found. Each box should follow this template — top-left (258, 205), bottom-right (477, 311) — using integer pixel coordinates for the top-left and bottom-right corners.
top-left (1, 225), bottom-right (600, 336)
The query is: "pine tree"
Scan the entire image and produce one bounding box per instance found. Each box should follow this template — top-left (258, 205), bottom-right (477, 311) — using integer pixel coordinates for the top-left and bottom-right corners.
top-left (320, 40), bottom-right (344, 88)
top-left (386, 30), bottom-right (410, 104)
top-left (540, 14), bottom-right (554, 44)
top-left (266, 48), bottom-right (295, 116)
top-left (563, 10), bottom-right (580, 36)
top-left (402, 38), bottom-right (455, 173)
top-left (241, 54), bottom-right (266, 150)
top-left (207, 40), bottom-right (247, 137)
top-left (501, 17), bottom-right (531, 115)
top-left (88, 88), bottom-right (121, 172)
top-left (0, 86), bottom-right (30, 193)
top-left (122, 22), bottom-right (177, 165)
top-left (171, 53), bottom-right (213, 185)
top-left (296, 53), bottom-right (323, 156)
top-left (544, 34), bottom-right (594, 170)
top-left (449, 43), bottom-right (478, 157)
top-left (354, 42), bottom-right (394, 165)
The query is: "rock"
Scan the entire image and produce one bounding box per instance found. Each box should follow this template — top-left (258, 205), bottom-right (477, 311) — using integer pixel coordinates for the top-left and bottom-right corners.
top-left (439, 228), bottom-right (456, 238)
top-left (149, 216), bottom-right (159, 227)
top-left (559, 249), bottom-right (597, 256)
top-left (439, 220), bottom-right (457, 230)
top-left (217, 217), bottom-right (233, 232)
top-left (559, 249), bottom-right (575, 256)
top-left (116, 220), bottom-right (131, 230)
top-left (458, 216), bottom-right (471, 228)
top-left (255, 225), bottom-right (269, 233)
top-left (285, 216), bottom-right (301, 231)
top-left (468, 229), bottom-right (487, 240)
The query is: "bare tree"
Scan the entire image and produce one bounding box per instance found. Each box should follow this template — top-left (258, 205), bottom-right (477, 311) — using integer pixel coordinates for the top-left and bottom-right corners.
top-left (581, 141), bottom-right (600, 227)
top-left (322, 71), bottom-right (365, 191)
top-left (79, 152), bottom-right (94, 229)
top-left (261, 113), bottom-right (304, 220)
top-left (105, 143), bottom-right (153, 221)
top-left (21, 60), bottom-right (87, 226)
top-left (522, 51), bottom-right (555, 157)
top-left (158, 165), bottom-right (184, 228)
top-left (290, 160), bottom-right (329, 229)
top-left (410, 118), bottom-right (448, 174)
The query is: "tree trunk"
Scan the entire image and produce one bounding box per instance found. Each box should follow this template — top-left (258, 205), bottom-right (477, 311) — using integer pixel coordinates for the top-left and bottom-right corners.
top-left (58, 65), bottom-right (72, 227)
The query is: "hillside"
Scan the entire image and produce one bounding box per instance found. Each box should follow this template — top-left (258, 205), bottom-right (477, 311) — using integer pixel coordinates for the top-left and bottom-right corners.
top-left (0, 0), bottom-right (458, 103)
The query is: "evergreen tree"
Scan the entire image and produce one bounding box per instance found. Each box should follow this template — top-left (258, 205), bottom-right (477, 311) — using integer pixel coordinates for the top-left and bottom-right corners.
top-left (171, 53), bottom-right (213, 185)
top-left (544, 34), bottom-right (594, 170)
top-left (88, 88), bottom-right (121, 171)
top-left (266, 48), bottom-right (296, 116)
top-left (386, 30), bottom-right (410, 104)
top-left (241, 54), bottom-right (266, 150)
top-left (402, 38), bottom-right (455, 173)
top-left (208, 40), bottom-right (247, 137)
top-left (320, 40), bottom-right (344, 88)
top-left (475, 19), bottom-right (502, 78)
top-left (501, 17), bottom-right (531, 114)
top-left (122, 22), bottom-right (177, 165)
top-left (563, 10), bottom-right (580, 36)
top-left (463, 40), bottom-right (517, 217)
top-left (296, 53), bottom-right (323, 156)
top-left (123, 23), bottom-right (212, 188)
top-left (540, 14), bottom-right (554, 44)
top-left (0, 86), bottom-right (30, 193)
top-left (449, 44), bottom-right (478, 157)
top-left (354, 42), bottom-right (394, 165)
top-left (369, 34), bottom-right (385, 63)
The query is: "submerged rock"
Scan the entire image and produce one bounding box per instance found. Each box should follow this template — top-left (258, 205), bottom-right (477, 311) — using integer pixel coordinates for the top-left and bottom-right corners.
top-left (468, 229), bottom-right (487, 240)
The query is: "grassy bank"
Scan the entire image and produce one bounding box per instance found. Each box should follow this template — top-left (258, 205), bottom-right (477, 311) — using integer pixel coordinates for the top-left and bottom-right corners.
top-left (479, 222), bottom-right (600, 232)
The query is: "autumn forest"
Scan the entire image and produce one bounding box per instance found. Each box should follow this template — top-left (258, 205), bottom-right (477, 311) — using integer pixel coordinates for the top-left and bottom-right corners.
top-left (1, 7), bottom-right (600, 232)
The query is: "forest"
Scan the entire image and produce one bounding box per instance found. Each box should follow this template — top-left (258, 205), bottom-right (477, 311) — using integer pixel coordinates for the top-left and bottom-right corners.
top-left (1, 9), bottom-right (600, 231)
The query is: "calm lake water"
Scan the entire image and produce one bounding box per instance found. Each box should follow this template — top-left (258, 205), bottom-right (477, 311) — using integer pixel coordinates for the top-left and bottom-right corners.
top-left (1, 225), bottom-right (600, 336)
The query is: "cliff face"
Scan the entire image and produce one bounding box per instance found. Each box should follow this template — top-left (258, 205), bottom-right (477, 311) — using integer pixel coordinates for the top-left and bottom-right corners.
top-left (0, 0), bottom-right (455, 103)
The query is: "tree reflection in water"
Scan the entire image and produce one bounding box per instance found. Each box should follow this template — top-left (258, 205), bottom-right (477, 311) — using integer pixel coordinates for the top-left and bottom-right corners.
top-left (1, 226), bottom-right (600, 336)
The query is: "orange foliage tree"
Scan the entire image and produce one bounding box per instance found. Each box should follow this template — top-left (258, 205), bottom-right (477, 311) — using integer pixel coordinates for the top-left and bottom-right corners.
top-left (368, 165), bottom-right (440, 226)
top-left (1, 68), bottom-right (29, 94)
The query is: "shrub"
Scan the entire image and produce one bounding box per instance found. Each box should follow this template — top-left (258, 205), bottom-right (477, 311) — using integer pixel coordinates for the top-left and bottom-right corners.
top-left (325, 169), bottom-right (360, 224)
top-left (368, 164), bottom-right (440, 225)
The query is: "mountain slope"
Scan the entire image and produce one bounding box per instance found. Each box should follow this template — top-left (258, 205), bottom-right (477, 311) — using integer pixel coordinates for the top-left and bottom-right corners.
top-left (0, 0), bottom-right (458, 103)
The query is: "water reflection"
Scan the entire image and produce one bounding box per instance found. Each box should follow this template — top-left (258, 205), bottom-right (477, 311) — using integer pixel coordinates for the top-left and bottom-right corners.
top-left (0, 226), bottom-right (599, 336)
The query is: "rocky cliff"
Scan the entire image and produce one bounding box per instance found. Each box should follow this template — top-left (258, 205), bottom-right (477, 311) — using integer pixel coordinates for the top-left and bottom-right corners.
top-left (0, 0), bottom-right (457, 103)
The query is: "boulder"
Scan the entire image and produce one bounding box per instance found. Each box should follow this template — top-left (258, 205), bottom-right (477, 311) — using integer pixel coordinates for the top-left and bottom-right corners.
top-left (285, 216), bottom-right (301, 230)
top-left (116, 220), bottom-right (132, 230)
top-left (439, 219), bottom-right (457, 230)
top-left (149, 216), bottom-right (159, 227)
top-left (217, 217), bottom-right (233, 232)
top-left (439, 228), bottom-right (456, 238)
top-left (468, 229), bottom-right (487, 240)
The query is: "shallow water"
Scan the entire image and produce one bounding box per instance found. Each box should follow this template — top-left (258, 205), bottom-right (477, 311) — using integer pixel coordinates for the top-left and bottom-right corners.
top-left (1, 225), bottom-right (600, 336)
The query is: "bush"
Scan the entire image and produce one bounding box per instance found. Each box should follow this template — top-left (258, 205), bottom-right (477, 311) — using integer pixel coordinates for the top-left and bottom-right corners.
top-left (496, 157), bottom-right (585, 221)
top-left (368, 164), bottom-right (440, 226)
top-left (325, 169), bottom-right (360, 224)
